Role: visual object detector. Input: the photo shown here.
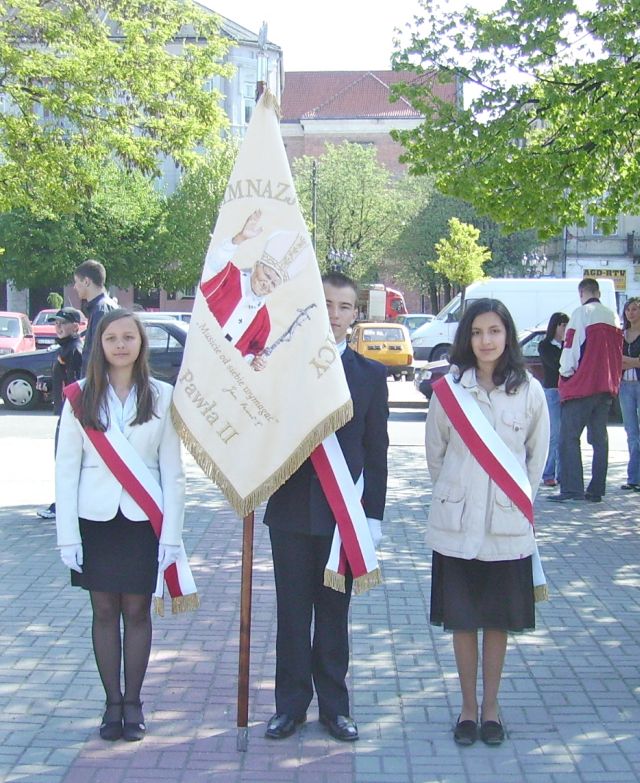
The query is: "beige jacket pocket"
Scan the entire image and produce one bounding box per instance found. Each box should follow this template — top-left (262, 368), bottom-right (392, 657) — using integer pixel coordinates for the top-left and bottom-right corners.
top-left (490, 489), bottom-right (531, 536)
top-left (429, 482), bottom-right (466, 532)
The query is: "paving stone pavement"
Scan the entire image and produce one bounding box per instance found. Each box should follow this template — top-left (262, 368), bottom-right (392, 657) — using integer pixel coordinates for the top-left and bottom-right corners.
top-left (1, 405), bottom-right (639, 783)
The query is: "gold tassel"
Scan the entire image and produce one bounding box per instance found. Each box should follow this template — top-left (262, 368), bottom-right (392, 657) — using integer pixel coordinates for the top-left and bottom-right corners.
top-left (172, 400), bottom-right (354, 518)
top-left (353, 567), bottom-right (383, 595)
top-left (534, 583), bottom-right (549, 603)
top-left (154, 597), bottom-right (165, 617)
top-left (259, 87), bottom-right (281, 117)
top-left (172, 593), bottom-right (200, 614)
top-left (323, 569), bottom-right (346, 593)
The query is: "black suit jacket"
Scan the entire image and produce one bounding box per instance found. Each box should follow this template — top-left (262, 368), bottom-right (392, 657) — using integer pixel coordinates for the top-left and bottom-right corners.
top-left (264, 347), bottom-right (389, 536)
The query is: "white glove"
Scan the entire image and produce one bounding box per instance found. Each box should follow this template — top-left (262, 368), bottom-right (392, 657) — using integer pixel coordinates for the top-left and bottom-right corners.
top-left (158, 544), bottom-right (181, 572)
top-left (367, 518), bottom-right (383, 549)
top-left (60, 544), bottom-right (83, 573)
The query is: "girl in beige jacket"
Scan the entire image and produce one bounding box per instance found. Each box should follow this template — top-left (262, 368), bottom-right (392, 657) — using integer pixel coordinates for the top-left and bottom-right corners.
top-left (425, 298), bottom-right (549, 747)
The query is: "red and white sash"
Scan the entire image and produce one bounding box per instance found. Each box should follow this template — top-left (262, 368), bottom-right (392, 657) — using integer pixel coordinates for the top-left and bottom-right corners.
top-left (432, 374), bottom-right (548, 601)
top-left (311, 434), bottom-right (381, 594)
top-left (64, 382), bottom-right (198, 615)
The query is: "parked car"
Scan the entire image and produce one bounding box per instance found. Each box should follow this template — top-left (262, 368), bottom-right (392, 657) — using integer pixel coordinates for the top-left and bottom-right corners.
top-left (415, 328), bottom-right (545, 399)
top-left (0, 312), bottom-right (36, 356)
top-left (137, 311), bottom-right (192, 324)
top-left (31, 308), bottom-right (88, 349)
top-left (0, 319), bottom-right (188, 410)
top-left (349, 321), bottom-right (414, 381)
top-left (395, 313), bottom-right (435, 335)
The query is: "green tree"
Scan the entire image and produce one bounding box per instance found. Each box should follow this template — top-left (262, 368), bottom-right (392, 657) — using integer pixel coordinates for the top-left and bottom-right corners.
top-left (0, 0), bottom-right (232, 218)
top-left (392, 0), bottom-right (639, 237)
top-left (293, 142), bottom-right (422, 281)
top-left (430, 218), bottom-right (490, 300)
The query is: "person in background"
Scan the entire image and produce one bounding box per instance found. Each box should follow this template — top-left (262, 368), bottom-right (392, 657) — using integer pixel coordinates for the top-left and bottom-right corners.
top-left (425, 298), bottom-right (549, 747)
top-left (55, 310), bottom-right (186, 742)
top-left (549, 278), bottom-right (622, 503)
top-left (619, 297), bottom-right (640, 490)
top-left (537, 313), bottom-right (569, 488)
top-left (73, 259), bottom-right (117, 376)
top-left (37, 308), bottom-right (83, 520)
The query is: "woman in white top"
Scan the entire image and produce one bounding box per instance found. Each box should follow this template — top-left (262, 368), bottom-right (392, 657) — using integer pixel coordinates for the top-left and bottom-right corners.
top-left (55, 310), bottom-right (185, 742)
top-left (620, 297), bottom-right (640, 489)
top-left (425, 298), bottom-right (548, 747)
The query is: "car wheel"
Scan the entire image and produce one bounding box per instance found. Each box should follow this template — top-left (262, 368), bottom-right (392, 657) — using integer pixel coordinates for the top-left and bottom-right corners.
top-left (430, 345), bottom-right (451, 362)
top-left (0, 372), bottom-right (40, 411)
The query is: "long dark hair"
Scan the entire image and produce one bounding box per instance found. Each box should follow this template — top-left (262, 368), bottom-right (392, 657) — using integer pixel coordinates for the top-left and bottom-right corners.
top-left (449, 298), bottom-right (527, 394)
top-left (544, 312), bottom-right (569, 342)
top-left (80, 309), bottom-right (157, 431)
top-left (623, 297), bottom-right (640, 330)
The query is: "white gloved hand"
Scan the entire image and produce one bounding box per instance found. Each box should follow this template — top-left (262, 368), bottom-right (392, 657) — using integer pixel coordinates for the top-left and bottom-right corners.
top-left (158, 544), bottom-right (181, 572)
top-left (60, 544), bottom-right (83, 573)
top-left (367, 518), bottom-right (383, 549)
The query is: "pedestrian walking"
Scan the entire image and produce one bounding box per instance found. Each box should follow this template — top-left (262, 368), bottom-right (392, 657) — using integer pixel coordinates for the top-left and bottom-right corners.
top-left (619, 297), bottom-right (640, 490)
top-left (538, 312), bottom-right (569, 487)
top-left (37, 307), bottom-right (83, 520)
top-left (54, 309), bottom-right (190, 742)
top-left (425, 298), bottom-right (549, 747)
top-left (549, 278), bottom-right (622, 503)
top-left (263, 271), bottom-right (389, 742)
top-left (73, 259), bottom-right (117, 376)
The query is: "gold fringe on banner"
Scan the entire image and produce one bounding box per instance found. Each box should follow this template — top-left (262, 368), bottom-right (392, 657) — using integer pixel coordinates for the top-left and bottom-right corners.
top-left (353, 567), bottom-right (382, 595)
top-left (172, 593), bottom-right (200, 614)
top-left (171, 400), bottom-right (354, 519)
top-left (324, 569), bottom-right (346, 594)
top-left (534, 583), bottom-right (549, 603)
top-left (259, 87), bottom-right (281, 118)
top-left (154, 597), bottom-right (165, 617)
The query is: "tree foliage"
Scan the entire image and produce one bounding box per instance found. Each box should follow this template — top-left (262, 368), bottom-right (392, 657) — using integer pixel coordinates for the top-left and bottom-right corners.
top-left (0, 0), bottom-right (232, 218)
top-left (392, 0), bottom-right (640, 237)
top-left (431, 218), bottom-right (491, 293)
top-left (293, 142), bottom-right (425, 281)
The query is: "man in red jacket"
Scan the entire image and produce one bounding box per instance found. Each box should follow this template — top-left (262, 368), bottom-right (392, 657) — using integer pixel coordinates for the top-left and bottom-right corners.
top-left (549, 278), bottom-right (622, 503)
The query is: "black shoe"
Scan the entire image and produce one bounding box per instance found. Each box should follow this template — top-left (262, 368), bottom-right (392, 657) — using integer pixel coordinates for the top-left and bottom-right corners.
top-left (265, 712), bottom-right (306, 739)
top-left (122, 700), bottom-right (146, 742)
top-left (547, 493), bottom-right (583, 503)
top-left (584, 493), bottom-right (602, 502)
top-left (453, 715), bottom-right (477, 746)
top-left (621, 483), bottom-right (639, 490)
top-left (99, 700), bottom-right (123, 741)
top-left (319, 713), bottom-right (359, 741)
top-left (480, 719), bottom-right (505, 745)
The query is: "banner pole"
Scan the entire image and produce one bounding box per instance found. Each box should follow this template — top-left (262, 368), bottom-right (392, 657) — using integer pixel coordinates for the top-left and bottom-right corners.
top-left (236, 511), bottom-right (254, 751)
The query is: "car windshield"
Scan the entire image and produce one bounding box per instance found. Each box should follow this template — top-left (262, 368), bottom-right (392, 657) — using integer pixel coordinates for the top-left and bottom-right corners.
top-left (363, 327), bottom-right (405, 342)
top-left (0, 316), bottom-right (20, 337)
top-left (435, 294), bottom-right (462, 322)
top-left (33, 311), bottom-right (56, 325)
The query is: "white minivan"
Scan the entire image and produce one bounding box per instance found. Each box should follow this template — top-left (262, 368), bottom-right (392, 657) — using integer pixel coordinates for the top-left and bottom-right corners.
top-left (411, 277), bottom-right (618, 361)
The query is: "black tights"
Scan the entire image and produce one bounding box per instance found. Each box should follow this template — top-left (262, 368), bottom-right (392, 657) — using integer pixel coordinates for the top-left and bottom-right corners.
top-left (90, 591), bottom-right (152, 710)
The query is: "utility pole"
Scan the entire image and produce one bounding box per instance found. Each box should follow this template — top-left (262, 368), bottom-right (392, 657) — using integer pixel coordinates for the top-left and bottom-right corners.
top-left (311, 159), bottom-right (318, 255)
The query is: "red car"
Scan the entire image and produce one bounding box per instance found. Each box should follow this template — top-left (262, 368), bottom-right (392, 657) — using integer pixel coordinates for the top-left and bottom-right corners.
top-left (31, 308), bottom-right (87, 349)
top-left (0, 311), bottom-right (36, 356)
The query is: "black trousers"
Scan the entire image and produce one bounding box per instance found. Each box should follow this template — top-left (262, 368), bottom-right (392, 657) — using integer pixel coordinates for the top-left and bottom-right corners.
top-left (269, 527), bottom-right (353, 719)
top-left (559, 393), bottom-right (612, 497)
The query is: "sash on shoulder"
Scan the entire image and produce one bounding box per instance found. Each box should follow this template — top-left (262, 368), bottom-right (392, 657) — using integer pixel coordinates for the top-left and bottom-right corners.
top-left (64, 381), bottom-right (198, 615)
top-left (310, 434), bottom-right (381, 595)
top-left (432, 374), bottom-right (548, 602)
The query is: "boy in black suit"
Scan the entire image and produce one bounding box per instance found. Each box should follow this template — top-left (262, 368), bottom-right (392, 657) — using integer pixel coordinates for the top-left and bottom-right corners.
top-left (263, 271), bottom-right (389, 741)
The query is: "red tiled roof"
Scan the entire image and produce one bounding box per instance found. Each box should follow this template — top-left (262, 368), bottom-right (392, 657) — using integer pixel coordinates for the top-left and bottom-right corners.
top-left (281, 70), bottom-right (455, 121)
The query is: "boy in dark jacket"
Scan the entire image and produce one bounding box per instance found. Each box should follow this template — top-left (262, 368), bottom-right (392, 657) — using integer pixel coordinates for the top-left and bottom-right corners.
top-left (37, 308), bottom-right (83, 519)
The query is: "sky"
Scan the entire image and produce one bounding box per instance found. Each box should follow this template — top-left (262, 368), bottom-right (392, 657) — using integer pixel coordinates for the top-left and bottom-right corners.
top-left (199, 0), bottom-right (427, 71)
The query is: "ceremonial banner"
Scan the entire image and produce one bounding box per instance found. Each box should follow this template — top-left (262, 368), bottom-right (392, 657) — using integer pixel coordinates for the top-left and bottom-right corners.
top-left (172, 91), bottom-right (353, 517)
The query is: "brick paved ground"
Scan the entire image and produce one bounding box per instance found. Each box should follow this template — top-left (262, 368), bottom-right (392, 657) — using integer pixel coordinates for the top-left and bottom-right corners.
top-left (1, 395), bottom-right (639, 783)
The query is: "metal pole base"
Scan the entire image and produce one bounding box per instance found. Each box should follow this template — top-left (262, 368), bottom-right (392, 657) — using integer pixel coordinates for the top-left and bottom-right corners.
top-left (237, 726), bottom-right (249, 752)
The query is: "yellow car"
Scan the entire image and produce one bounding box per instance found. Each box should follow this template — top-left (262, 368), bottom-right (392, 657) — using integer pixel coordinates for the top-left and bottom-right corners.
top-left (349, 322), bottom-right (414, 380)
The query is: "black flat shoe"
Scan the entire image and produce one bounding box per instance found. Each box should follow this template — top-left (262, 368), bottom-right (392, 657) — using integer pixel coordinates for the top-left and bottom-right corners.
top-left (265, 712), bottom-right (306, 739)
top-left (621, 483), bottom-right (639, 490)
top-left (122, 700), bottom-right (146, 742)
top-left (480, 719), bottom-right (505, 745)
top-left (99, 700), bottom-right (123, 741)
top-left (319, 714), bottom-right (359, 741)
top-left (453, 715), bottom-right (477, 746)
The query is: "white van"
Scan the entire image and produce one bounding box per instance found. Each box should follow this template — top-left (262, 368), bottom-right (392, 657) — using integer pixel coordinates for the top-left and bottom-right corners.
top-left (411, 277), bottom-right (618, 361)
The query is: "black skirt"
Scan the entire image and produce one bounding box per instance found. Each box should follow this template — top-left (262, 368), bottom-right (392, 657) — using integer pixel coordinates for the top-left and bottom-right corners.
top-left (71, 510), bottom-right (159, 595)
top-left (430, 551), bottom-right (535, 633)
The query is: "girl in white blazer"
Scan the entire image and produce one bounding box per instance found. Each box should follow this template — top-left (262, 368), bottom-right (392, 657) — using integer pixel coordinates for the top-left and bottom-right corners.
top-left (425, 299), bottom-right (549, 748)
top-left (55, 309), bottom-right (185, 743)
